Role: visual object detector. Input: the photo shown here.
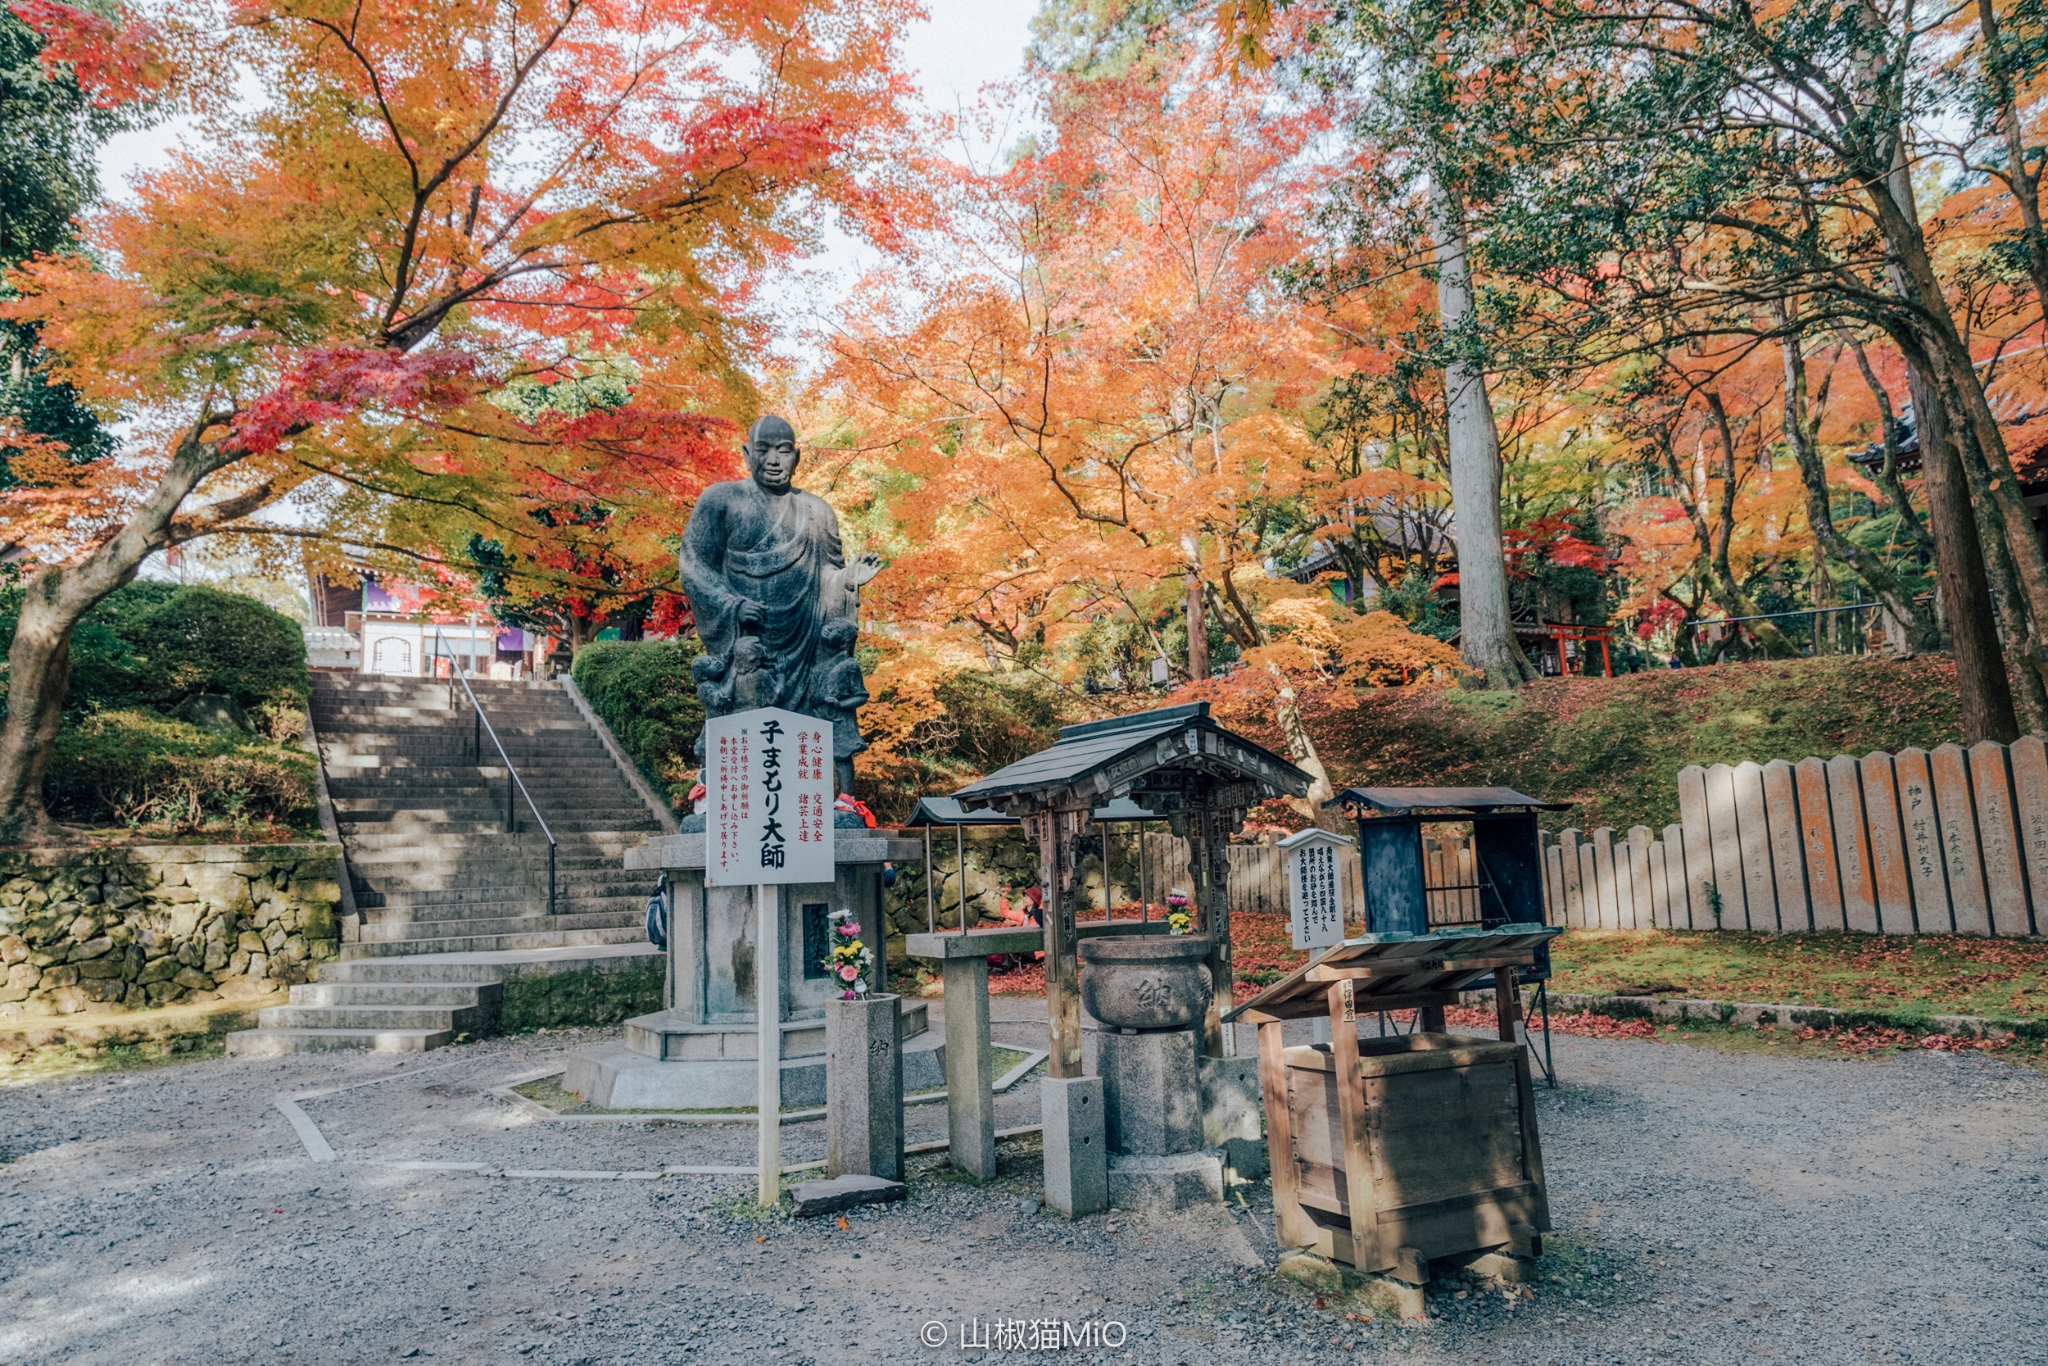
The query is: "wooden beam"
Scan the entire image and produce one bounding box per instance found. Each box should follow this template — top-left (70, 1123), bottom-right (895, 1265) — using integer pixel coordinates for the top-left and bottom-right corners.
top-left (1304, 955), bottom-right (1530, 983)
top-left (1225, 988), bottom-right (1463, 1024)
top-left (1035, 807), bottom-right (1084, 1079)
top-left (1326, 979), bottom-right (1382, 1273)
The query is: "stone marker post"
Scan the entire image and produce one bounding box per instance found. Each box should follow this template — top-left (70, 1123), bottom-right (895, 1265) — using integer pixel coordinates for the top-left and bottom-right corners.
top-left (941, 955), bottom-right (996, 1182)
top-left (1040, 1075), bottom-right (1106, 1218)
top-left (826, 993), bottom-right (904, 1181)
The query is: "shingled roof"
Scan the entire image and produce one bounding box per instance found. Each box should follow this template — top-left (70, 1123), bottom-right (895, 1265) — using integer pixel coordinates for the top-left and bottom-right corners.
top-left (953, 702), bottom-right (1311, 807)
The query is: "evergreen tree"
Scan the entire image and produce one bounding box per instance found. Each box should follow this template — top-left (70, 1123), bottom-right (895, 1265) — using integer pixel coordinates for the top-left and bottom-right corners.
top-left (0, 6), bottom-right (133, 477)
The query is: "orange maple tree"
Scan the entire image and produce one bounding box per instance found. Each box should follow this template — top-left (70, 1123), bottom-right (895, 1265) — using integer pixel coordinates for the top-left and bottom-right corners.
top-left (0, 0), bottom-right (924, 835)
top-left (823, 43), bottom-right (1334, 661)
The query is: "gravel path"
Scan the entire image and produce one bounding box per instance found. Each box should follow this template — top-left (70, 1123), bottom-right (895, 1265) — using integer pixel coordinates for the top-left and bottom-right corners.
top-left (1, 1026), bottom-right (2041, 1364)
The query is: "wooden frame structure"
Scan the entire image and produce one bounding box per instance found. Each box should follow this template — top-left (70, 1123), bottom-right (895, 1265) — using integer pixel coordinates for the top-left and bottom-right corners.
top-left (1331, 786), bottom-right (1566, 1032)
top-left (1224, 924), bottom-right (1560, 1274)
top-left (950, 703), bottom-right (1311, 1075)
top-left (900, 797), bottom-right (1020, 935)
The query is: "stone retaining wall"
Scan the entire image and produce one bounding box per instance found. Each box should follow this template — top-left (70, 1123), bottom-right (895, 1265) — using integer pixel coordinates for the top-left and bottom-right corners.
top-left (0, 843), bottom-right (341, 1019)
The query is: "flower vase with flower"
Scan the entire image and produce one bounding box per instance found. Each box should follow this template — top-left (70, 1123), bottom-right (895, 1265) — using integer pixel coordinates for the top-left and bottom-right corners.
top-left (1165, 888), bottom-right (1193, 935)
top-left (822, 907), bottom-right (874, 998)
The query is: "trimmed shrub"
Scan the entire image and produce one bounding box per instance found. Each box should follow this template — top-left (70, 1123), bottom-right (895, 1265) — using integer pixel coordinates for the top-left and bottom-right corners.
top-left (572, 638), bottom-right (705, 810)
top-left (45, 710), bottom-right (316, 833)
top-left (4, 582), bottom-right (306, 722)
top-left (123, 585), bottom-right (307, 715)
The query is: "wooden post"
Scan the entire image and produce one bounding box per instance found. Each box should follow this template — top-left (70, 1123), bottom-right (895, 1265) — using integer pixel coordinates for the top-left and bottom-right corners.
top-left (1259, 1018), bottom-right (1316, 1249)
top-left (1860, 751), bottom-right (1918, 935)
top-left (924, 826), bottom-right (935, 934)
top-left (756, 881), bottom-right (780, 1205)
top-left (1327, 979), bottom-right (1381, 1272)
top-left (955, 823), bottom-right (968, 928)
top-left (1931, 743), bottom-right (1992, 936)
top-left (1035, 808), bottom-right (1083, 1079)
top-left (1196, 807), bottom-right (1234, 1058)
top-left (1794, 757), bottom-right (1841, 932)
top-left (1761, 759), bottom-right (1808, 931)
top-left (1493, 965), bottom-right (1522, 1042)
top-left (1969, 741), bottom-right (2029, 937)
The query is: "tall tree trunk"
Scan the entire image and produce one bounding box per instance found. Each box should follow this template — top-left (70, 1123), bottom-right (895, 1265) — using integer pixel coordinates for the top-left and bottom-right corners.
top-left (1185, 571), bottom-right (1209, 681)
top-left (1774, 314), bottom-right (1941, 652)
top-left (1430, 176), bottom-right (1536, 689)
top-left (1904, 359), bottom-right (2020, 741)
top-left (1976, 0), bottom-right (2048, 335)
top-left (1267, 665), bottom-right (1333, 809)
top-left (1701, 391), bottom-right (1797, 655)
top-left (1872, 134), bottom-right (2047, 730)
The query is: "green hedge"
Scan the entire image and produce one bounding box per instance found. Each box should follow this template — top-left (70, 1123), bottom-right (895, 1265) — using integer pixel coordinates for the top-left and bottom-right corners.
top-left (572, 638), bottom-right (705, 810)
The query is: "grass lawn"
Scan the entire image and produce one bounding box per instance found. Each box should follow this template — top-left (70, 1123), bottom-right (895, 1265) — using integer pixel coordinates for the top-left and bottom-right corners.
top-left (1228, 912), bottom-right (2047, 1021)
top-left (1547, 928), bottom-right (2048, 1020)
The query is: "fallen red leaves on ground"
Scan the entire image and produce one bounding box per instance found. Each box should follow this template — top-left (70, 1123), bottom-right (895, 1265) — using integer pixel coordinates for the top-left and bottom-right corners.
top-left (1546, 1010), bottom-right (1661, 1040)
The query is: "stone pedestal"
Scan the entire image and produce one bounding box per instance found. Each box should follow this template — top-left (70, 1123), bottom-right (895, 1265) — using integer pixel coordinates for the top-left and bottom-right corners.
top-left (826, 994), bottom-right (904, 1181)
top-left (564, 832), bottom-right (940, 1109)
top-left (1098, 1028), bottom-right (1202, 1154)
top-left (1040, 1075), bottom-right (1106, 1218)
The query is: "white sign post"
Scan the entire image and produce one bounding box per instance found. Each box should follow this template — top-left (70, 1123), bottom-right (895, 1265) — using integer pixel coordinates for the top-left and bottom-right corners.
top-left (1280, 828), bottom-right (1355, 952)
top-left (704, 706), bottom-right (836, 1205)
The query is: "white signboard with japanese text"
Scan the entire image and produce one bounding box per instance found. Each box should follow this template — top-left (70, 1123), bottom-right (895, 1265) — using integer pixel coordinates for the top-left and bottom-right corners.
top-left (704, 707), bottom-right (835, 887)
top-left (1281, 828), bottom-right (1354, 951)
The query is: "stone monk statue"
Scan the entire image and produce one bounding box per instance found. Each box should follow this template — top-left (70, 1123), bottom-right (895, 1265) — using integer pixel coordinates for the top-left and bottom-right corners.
top-left (680, 415), bottom-right (879, 790)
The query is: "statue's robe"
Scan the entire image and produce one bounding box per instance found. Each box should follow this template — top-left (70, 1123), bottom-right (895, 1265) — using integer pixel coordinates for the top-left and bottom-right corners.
top-left (679, 477), bottom-right (845, 722)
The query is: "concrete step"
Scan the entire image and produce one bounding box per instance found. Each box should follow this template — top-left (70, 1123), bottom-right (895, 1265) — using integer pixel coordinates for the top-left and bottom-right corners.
top-left (340, 822), bottom-right (656, 843)
top-left (257, 1002), bottom-right (490, 1032)
top-left (225, 1027), bottom-right (452, 1055)
top-left (354, 881), bottom-right (646, 913)
top-left (317, 960), bottom-right (508, 984)
top-left (291, 981), bottom-right (502, 1008)
top-left (358, 911), bottom-right (642, 942)
top-left (338, 924), bottom-right (648, 957)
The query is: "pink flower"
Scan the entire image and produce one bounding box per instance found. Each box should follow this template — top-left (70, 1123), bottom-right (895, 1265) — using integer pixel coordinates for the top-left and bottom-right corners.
top-left (838, 964), bottom-right (859, 981)
top-left (838, 922), bottom-right (861, 937)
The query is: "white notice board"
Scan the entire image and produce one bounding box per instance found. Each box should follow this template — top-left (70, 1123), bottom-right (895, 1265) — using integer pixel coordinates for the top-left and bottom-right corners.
top-left (1280, 828), bottom-right (1354, 950)
top-left (704, 707), bottom-right (835, 887)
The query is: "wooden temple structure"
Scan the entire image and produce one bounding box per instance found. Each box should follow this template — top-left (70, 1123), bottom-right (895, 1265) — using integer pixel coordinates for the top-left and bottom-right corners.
top-left (914, 702), bottom-right (1312, 1075)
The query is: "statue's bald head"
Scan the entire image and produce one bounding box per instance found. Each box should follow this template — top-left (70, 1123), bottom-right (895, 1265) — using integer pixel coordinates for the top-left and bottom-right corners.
top-left (742, 414), bottom-right (800, 493)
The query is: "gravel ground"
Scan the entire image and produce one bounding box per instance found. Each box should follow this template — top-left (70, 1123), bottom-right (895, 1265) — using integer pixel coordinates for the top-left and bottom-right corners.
top-left (1, 1022), bottom-right (2042, 1365)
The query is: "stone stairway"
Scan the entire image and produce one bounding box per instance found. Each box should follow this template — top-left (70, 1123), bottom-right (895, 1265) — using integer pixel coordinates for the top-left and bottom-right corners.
top-left (226, 674), bottom-right (667, 1055)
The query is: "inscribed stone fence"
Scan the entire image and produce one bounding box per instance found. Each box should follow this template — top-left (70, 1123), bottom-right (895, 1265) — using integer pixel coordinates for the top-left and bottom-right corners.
top-left (1542, 740), bottom-right (2048, 937)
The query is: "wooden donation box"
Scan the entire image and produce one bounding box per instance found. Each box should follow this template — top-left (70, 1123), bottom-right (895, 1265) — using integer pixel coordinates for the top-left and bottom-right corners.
top-left (1225, 924), bottom-right (1560, 1275)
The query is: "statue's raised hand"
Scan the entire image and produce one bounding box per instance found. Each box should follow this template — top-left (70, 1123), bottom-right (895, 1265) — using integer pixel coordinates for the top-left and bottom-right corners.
top-left (847, 551), bottom-right (884, 587)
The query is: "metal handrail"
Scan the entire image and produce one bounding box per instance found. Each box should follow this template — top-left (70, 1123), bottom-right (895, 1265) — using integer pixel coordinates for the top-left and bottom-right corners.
top-left (432, 629), bottom-right (556, 915)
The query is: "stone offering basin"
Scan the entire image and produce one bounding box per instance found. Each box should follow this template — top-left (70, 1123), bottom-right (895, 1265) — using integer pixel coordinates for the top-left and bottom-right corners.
top-left (1078, 934), bottom-right (1214, 1031)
